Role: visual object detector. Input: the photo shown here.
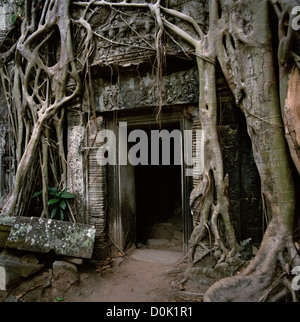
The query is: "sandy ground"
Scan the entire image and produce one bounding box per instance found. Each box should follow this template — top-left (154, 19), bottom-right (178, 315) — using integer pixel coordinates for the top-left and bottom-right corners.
top-left (63, 248), bottom-right (187, 302)
top-left (59, 215), bottom-right (211, 303)
top-left (61, 216), bottom-right (210, 303)
top-left (59, 243), bottom-right (210, 303)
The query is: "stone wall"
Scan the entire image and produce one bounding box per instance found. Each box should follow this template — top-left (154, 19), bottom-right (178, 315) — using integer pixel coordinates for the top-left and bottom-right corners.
top-left (216, 67), bottom-right (262, 244)
top-left (89, 0), bottom-right (209, 67)
top-left (80, 63), bottom-right (263, 254)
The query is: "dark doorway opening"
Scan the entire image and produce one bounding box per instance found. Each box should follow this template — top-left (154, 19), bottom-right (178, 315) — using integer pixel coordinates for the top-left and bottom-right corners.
top-left (132, 123), bottom-right (182, 246)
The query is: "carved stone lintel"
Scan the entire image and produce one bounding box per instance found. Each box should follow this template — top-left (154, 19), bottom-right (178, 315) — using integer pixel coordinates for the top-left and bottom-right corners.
top-left (97, 67), bottom-right (199, 111)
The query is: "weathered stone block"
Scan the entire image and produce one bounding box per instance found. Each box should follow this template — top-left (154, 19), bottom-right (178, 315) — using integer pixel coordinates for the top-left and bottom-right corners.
top-left (4, 216), bottom-right (96, 259)
top-left (0, 225), bottom-right (10, 248)
top-left (0, 217), bottom-right (18, 248)
top-left (63, 257), bottom-right (83, 266)
top-left (52, 260), bottom-right (79, 293)
top-left (0, 216), bottom-right (15, 227)
top-left (0, 251), bottom-right (43, 289)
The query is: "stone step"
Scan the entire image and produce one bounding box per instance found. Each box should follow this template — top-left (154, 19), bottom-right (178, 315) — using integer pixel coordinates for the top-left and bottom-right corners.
top-left (0, 251), bottom-right (43, 291)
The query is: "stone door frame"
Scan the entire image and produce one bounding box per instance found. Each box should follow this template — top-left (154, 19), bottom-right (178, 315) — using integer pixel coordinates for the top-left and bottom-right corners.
top-left (104, 107), bottom-right (194, 254)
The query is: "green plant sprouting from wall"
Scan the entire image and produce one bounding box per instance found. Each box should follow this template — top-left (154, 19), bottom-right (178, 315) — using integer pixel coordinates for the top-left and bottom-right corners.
top-left (32, 187), bottom-right (74, 221)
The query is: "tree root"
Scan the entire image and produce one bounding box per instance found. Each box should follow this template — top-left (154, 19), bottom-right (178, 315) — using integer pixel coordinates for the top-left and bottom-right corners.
top-left (204, 217), bottom-right (300, 302)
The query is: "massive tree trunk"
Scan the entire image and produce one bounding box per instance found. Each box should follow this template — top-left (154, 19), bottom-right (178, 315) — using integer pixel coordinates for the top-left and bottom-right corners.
top-left (284, 66), bottom-right (300, 174)
top-left (204, 0), bottom-right (300, 302)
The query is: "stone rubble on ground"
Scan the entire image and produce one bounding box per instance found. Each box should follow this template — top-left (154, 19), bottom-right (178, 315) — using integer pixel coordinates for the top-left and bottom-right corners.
top-left (0, 250), bottom-right (44, 290)
top-left (0, 249), bottom-right (88, 302)
top-left (52, 260), bottom-right (79, 295)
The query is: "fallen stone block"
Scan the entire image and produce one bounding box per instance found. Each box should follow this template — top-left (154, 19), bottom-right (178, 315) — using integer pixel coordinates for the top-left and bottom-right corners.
top-left (2, 216), bottom-right (96, 259)
top-left (52, 260), bottom-right (79, 294)
top-left (0, 216), bottom-right (15, 248)
top-left (63, 257), bottom-right (83, 266)
top-left (10, 270), bottom-right (52, 302)
top-left (0, 225), bottom-right (10, 249)
top-left (0, 251), bottom-right (43, 290)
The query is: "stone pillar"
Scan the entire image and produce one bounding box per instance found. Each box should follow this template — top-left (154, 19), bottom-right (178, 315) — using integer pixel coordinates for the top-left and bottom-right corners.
top-left (87, 116), bottom-right (111, 258)
top-left (67, 110), bottom-right (87, 224)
